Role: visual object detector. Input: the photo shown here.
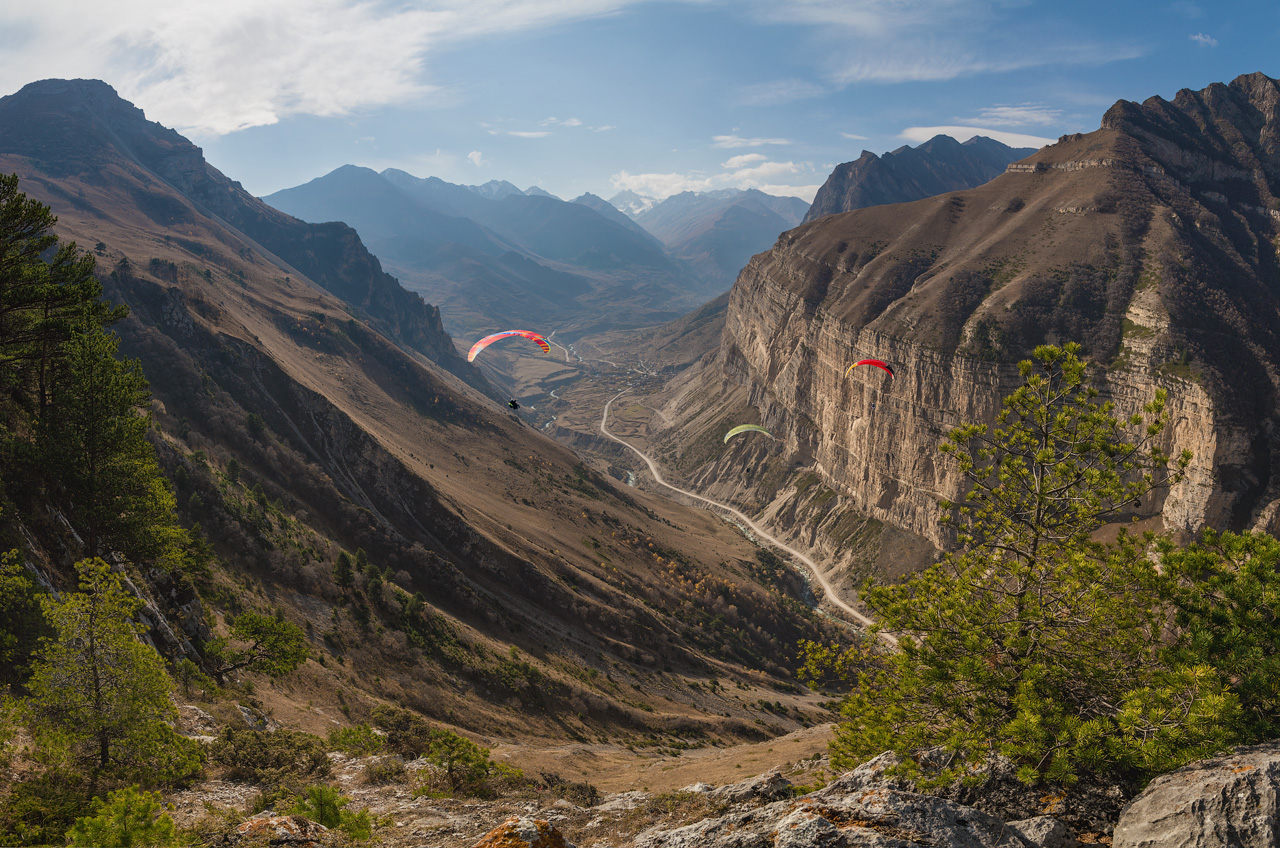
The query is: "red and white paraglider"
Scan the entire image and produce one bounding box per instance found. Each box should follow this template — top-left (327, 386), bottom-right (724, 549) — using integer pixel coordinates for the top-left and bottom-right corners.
top-left (467, 330), bottom-right (551, 362)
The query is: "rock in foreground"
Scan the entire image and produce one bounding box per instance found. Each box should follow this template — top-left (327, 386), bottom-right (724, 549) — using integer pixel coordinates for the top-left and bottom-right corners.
top-left (1113, 741), bottom-right (1280, 848)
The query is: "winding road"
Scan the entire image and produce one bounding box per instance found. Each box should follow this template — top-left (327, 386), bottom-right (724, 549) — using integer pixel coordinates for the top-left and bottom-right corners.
top-left (600, 389), bottom-right (894, 644)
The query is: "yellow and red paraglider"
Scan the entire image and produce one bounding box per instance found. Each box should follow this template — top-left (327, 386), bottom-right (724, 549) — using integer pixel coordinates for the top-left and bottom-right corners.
top-left (845, 358), bottom-right (894, 379)
top-left (467, 330), bottom-right (551, 362)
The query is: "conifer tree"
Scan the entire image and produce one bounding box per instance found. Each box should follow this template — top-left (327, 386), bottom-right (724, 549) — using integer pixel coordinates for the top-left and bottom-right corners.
top-left (334, 551), bottom-right (354, 590)
top-left (0, 173), bottom-right (123, 404)
top-left (23, 558), bottom-right (203, 786)
top-left (204, 609), bottom-right (308, 684)
top-left (38, 318), bottom-right (187, 564)
top-left (827, 344), bottom-right (1235, 785)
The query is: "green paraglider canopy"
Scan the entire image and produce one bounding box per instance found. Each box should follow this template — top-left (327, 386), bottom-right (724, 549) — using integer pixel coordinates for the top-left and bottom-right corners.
top-left (724, 424), bottom-right (772, 443)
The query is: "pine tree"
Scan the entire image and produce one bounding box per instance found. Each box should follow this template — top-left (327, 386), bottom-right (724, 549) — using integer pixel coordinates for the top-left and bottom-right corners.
top-left (23, 558), bottom-right (203, 786)
top-left (0, 173), bottom-right (123, 404)
top-left (334, 551), bottom-right (354, 590)
top-left (827, 344), bottom-right (1235, 785)
top-left (204, 610), bottom-right (308, 684)
top-left (38, 319), bottom-right (186, 564)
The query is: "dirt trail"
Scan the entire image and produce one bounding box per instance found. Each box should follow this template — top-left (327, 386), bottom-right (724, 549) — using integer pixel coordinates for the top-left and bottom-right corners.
top-left (600, 390), bottom-right (894, 645)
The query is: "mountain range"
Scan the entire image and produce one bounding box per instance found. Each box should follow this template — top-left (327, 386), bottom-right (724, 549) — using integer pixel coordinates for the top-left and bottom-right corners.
top-left (264, 168), bottom-right (781, 340)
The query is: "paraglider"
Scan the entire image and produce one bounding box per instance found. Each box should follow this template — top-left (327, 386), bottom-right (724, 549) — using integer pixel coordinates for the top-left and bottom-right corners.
top-left (467, 330), bottom-right (551, 362)
top-left (507, 399), bottom-right (521, 410)
top-left (724, 424), bottom-right (773, 443)
top-left (845, 358), bottom-right (894, 379)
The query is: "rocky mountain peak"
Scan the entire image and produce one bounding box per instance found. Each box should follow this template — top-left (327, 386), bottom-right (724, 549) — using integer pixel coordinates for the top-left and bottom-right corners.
top-left (802, 134), bottom-right (1034, 223)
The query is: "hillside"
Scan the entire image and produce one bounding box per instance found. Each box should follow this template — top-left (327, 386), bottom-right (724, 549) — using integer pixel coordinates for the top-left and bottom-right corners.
top-left (803, 134), bottom-right (1037, 222)
top-left (0, 78), bottom-right (849, 751)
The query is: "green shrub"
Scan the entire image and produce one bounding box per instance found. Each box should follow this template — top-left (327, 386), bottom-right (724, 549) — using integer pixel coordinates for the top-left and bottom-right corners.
top-left (538, 771), bottom-right (601, 806)
top-left (287, 784), bottom-right (375, 841)
top-left (371, 705), bottom-right (523, 797)
top-left (66, 785), bottom-right (180, 848)
top-left (327, 723), bottom-right (385, 756)
top-left (208, 727), bottom-right (331, 784)
top-left (362, 756), bottom-right (407, 785)
top-left (0, 770), bottom-right (91, 847)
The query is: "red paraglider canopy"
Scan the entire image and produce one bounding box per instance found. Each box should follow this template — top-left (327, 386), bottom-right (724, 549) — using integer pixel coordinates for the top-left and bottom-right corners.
top-left (845, 358), bottom-right (895, 378)
top-left (467, 330), bottom-right (551, 362)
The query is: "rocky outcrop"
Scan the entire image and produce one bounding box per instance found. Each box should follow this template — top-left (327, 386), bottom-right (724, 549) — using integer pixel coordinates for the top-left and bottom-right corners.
top-left (1113, 742), bottom-right (1280, 848)
top-left (635, 757), bottom-right (1051, 848)
top-left (471, 816), bottom-right (571, 848)
top-left (667, 73), bottom-right (1280, 568)
top-left (233, 814), bottom-right (330, 846)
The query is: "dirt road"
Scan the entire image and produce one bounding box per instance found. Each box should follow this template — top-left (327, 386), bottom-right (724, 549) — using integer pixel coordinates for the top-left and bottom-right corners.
top-left (600, 389), bottom-right (894, 644)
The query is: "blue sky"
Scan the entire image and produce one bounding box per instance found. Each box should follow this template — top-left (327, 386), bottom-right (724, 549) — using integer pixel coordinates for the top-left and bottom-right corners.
top-left (2, 0), bottom-right (1277, 202)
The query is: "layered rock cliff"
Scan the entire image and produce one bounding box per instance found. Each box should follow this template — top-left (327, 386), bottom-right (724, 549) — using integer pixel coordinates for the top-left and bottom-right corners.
top-left (661, 73), bottom-right (1280, 566)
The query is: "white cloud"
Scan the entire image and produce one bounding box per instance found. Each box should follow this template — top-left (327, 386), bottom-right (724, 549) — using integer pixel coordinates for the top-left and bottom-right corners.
top-left (611, 155), bottom-right (819, 201)
top-left (1190, 32), bottom-right (1218, 47)
top-left (722, 153), bottom-right (768, 168)
top-left (507, 130), bottom-right (551, 138)
top-left (840, 132), bottom-right (869, 140)
top-left (610, 170), bottom-right (716, 197)
top-left (0, 0), bottom-right (1148, 140)
top-left (713, 135), bottom-right (793, 148)
top-left (540, 116), bottom-right (584, 127)
top-left (735, 78), bottom-right (826, 106)
top-left (973, 104), bottom-right (1062, 127)
top-left (468, 150), bottom-right (485, 166)
top-left (899, 125), bottom-right (1055, 148)
top-left (0, 0), bottom-right (644, 136)
top-left (593, 125), bottom-right (617, 132)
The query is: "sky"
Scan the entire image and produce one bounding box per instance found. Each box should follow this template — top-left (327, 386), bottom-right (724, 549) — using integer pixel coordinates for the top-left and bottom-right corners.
top-left (1, 0), bottom-right (1277, 204)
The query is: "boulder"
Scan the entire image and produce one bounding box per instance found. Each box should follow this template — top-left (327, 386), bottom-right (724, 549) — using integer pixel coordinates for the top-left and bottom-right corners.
top-left (1006, 817), bottom-right (1078, 848)
top-left (471, 815), bottom-right (572, 848)
top-left (1113, 742), bottom-right (1280, 848)
top-left (634, 781), bottom-right (1034, 848)
top-left (707, 768), bottom-right (794, 804)
top-left (233, 815), bottom-right (329, 846)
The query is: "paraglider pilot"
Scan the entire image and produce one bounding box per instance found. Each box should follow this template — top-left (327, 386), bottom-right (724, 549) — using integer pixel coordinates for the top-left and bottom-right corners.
top-left (508, 399), bottom-right (520, 410)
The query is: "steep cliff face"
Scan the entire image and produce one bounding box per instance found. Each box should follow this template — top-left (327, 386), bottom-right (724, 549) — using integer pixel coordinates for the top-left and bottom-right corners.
top-left (669, 73), bottom-right (1280, 559)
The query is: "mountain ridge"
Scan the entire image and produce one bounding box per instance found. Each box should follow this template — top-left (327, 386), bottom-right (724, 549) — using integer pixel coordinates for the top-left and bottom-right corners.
top-left (802, 134), bottom-right (1037, 223)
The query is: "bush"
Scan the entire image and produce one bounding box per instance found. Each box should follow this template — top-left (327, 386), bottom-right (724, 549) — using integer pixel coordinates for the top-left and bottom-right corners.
top-left (538, 771), bottom-right (601, 807)
top-left (287, 784), bottom-right (376, 841)
top-left (362, 756), bottom-right (407, 785)
top-left (66, 785), bottom-right (180, 848)
top-left (412, 728), bottom-right (523, 798)
top-left (369, 705), bottom-right (435, 758)
top-left (0, 770), bottom-right (92, 847)
top-left (208, 727), bottom-right (331, 784)
top-left (371, 705), bottom-right (523, 797)
top-left (327, 723), bottom-right (385, 756)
